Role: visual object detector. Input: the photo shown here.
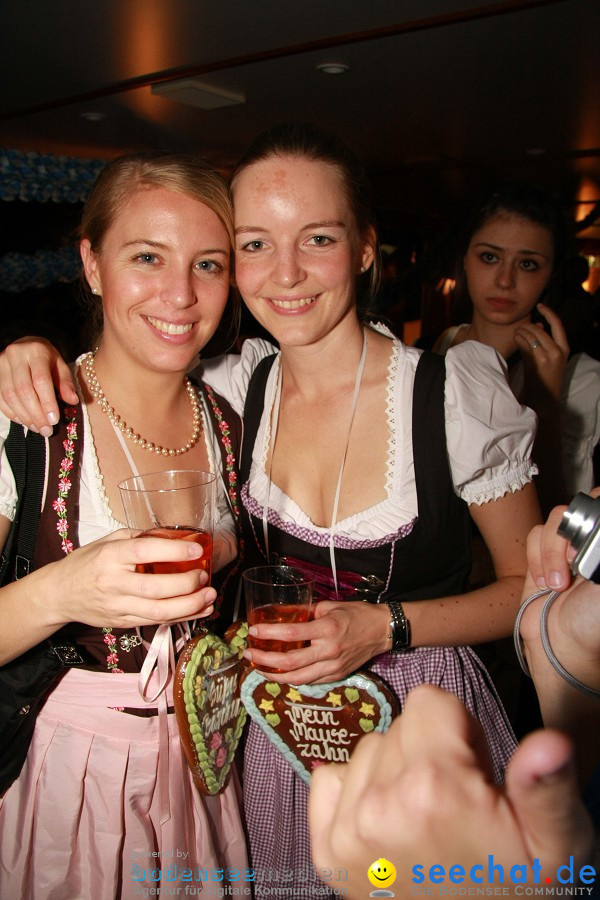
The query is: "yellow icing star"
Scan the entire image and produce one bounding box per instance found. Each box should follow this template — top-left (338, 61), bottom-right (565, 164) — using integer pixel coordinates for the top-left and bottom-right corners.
top-left (259, 699), bottom-right (275, 712)
top-left (359, 702), bottom-right (375, 717)
top-left (286, 688), bottom-right (303, 703)
top-left (326, 692), bottom-right (342, 707)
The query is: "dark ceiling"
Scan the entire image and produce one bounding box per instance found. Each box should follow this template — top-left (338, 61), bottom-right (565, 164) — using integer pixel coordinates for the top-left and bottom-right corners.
top-left (1, 0), bottom-right (599, 240)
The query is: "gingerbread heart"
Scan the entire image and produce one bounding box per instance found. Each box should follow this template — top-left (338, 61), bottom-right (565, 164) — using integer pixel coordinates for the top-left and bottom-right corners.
top-left (240, 669), bottom-right (398, 784)
top-left (174, 622), bottom-right (248, 795)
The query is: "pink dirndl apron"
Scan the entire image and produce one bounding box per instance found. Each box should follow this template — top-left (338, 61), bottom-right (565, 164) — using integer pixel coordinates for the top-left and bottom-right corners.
top-left (0, 666), bottom-right (247, 900)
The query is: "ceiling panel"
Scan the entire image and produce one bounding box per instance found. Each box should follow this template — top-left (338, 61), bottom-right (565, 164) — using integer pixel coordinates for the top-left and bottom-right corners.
top-left (0, 0), bottom-right (598, 233)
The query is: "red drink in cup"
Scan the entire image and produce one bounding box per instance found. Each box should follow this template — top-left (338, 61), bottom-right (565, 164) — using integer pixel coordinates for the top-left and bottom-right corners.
top-left (137, 526), bottom-right (213, 578)
top-left (247, 602), bottom-right (312, 654)
top-left (243, 566), bottom-right (315, 674)
top-left (118, 470), bottom-right (216, 585)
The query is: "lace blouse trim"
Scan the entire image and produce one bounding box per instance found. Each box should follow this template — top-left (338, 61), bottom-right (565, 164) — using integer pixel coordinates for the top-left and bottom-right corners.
top-left (460, 460), bottom-right (539, 506)
top-left (242, 482), bottom-right (416, 549)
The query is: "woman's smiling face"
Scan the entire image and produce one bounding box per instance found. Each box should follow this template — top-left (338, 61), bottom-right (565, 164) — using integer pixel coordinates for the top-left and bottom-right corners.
top-left (81, 186), bottom-right (231, 373)
top-left (232, 155), bottom-right (374, 348)
top-left (463, 212), bottom-right (554, 327)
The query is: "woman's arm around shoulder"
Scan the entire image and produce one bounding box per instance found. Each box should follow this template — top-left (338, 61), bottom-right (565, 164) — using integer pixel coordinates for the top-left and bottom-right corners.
top-left (0, 337), bottom-right (78, 435)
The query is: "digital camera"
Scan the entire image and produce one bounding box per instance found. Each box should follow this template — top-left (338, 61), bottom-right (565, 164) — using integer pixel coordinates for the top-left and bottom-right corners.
top-left (558, 492), bottom-right (600, 584)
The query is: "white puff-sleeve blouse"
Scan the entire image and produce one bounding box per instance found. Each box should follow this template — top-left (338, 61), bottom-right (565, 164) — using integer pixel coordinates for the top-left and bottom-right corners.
top-left (199, 326), bottom-right (538, 541)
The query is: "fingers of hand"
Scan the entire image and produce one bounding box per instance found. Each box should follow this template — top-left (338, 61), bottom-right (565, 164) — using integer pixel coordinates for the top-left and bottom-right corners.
top-left (245, 605), bottom-right (388, 683)
top-left (506, 729), bottom-right (593, 863)
top-left (73, 536), bottom-right (214, 626)
top-left (126, 533), bottom-right (207, 566)
top-left (102, 574), bottom-right (216, 627)
top-left (536, 505), bottom-right (571, 589)
top-left (0, 375), bottom-right (45, 432)
top-left (514, 326), bottom-right (567, 366)
top-left (514, 329), bottom-right (548, 360)
top-left (328, 689), bottom-right (496, 856)
top-left (309, 763), bottom-right (345, 863)
top-left (0, 340), bottom-right (62, 435)
top-left (400, 686), bottom-right (491, 772)
top-left (55, 359), bottom-right (80, 406)
top-left (247, 619), bottom-right (316, 643)
top-left (536, 304), bottom-right (570, 354)
top-left (242, 642), bottom-right (319, 680)
top-left (321, 733), bottom-right (390, 851)
top-left (244, 612), bottom-right (349, 681)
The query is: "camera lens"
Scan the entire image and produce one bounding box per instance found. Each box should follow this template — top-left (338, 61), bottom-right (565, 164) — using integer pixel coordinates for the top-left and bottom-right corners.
top-left (558, 493), bottom-right (600, 551)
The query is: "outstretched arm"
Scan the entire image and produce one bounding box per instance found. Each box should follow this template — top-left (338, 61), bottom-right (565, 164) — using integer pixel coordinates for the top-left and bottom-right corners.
top-left (518, 488), bottom-right (600, 783)
top-left (310, 685), bottom-right (593, 900)
top-left (0, 337), bottom-right (77, 435)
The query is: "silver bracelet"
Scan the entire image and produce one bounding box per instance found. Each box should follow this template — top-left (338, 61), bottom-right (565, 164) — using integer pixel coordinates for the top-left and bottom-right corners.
top-left (514, 588), bottom-right (600, 700)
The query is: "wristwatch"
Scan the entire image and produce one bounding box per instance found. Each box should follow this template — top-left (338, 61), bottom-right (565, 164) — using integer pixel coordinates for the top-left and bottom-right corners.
top-left (386, 600), bottom-right (411, 652)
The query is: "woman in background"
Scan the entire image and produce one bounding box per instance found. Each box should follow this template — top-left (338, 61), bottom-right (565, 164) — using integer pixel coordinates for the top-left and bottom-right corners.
top-left (435, 185), bottom-right (600, 513)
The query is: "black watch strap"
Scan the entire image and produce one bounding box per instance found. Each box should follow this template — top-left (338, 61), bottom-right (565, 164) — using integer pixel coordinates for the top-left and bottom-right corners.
top-left (386, 600), bottom-right (411, 652)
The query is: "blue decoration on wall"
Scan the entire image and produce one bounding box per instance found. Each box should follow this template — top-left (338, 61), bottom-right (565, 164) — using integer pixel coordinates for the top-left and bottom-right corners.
top-left (0, 148), bottom-right (107, 291)
top-left (0, 248), bottom-right (81, 292)
top-left (0, 148), bottom-right (106, 203)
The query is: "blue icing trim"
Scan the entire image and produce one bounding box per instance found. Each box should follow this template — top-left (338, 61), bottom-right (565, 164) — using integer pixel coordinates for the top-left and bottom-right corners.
top-left (240, 670), bottom-right (394, 785)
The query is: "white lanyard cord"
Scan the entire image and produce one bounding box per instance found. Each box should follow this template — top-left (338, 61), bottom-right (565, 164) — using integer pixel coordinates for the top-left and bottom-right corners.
top-left (262, 329), bottom-right (367, 597)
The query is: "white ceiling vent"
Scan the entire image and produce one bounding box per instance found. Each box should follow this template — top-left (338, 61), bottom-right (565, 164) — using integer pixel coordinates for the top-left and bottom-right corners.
top-left (151, 79), bottom-right (244, 110)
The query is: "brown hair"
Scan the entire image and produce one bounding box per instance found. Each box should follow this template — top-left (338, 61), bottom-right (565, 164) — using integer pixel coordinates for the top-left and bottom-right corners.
top-left (80, 151), bottom-right (238, 348)
top-left (230, 122), bottom-right (381, 311)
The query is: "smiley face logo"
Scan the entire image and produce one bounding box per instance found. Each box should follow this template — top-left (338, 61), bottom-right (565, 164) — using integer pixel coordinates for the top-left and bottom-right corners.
top-left (368, 857), bottom-right (397, 889)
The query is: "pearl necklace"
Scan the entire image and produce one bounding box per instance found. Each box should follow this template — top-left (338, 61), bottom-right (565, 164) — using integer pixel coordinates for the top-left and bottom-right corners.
top-left (83, 351), bottom-right (202, 457)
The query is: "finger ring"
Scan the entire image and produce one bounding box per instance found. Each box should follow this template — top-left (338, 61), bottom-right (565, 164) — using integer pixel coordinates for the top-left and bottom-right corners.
top-left (530, 340), bottom-right (541, 350)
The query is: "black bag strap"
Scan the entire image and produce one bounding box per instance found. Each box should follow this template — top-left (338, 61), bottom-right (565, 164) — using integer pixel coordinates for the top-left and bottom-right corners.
top-left (1, 424), bottom-right (46, 583)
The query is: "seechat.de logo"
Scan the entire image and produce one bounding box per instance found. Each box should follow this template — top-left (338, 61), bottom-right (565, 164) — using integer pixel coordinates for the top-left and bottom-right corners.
top-left (411, 856), bottom-right (596, 889)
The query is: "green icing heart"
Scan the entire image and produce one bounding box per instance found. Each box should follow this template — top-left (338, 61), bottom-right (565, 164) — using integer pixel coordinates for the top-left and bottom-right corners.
top-left (359, 718), bottom-right (375, 733)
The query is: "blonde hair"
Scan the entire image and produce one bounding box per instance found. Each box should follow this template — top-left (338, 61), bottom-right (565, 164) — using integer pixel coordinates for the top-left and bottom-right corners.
top-left (82, 151), bottom-right (233, 249)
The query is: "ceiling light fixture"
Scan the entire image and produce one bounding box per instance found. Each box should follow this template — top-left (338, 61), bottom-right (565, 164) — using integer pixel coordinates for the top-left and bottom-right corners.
top-left (316, 62), bottom-right (349, 75)
top-left (151, 79), bottom-right (245, 110)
